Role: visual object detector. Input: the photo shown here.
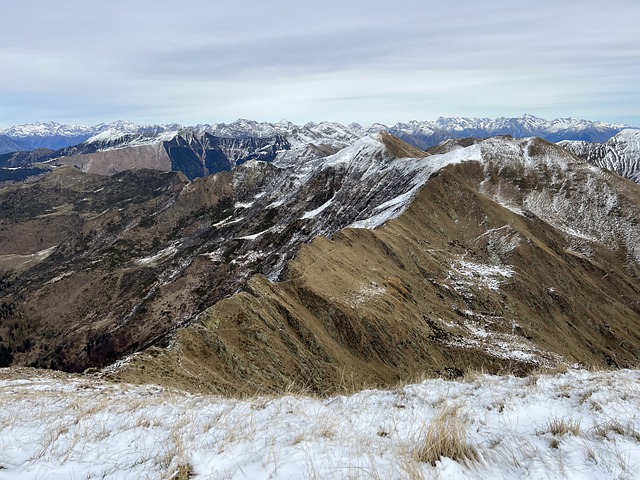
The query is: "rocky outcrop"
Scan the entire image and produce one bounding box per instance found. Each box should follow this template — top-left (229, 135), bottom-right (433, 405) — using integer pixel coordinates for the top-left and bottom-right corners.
top-left (560, 129), bottom-right (640, 184)
top-left (163, 132), bottom-right (290, 179)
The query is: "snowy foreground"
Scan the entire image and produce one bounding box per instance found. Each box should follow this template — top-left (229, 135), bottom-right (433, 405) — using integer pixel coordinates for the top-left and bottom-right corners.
top-left (0, 369), bottom-right (639, 479)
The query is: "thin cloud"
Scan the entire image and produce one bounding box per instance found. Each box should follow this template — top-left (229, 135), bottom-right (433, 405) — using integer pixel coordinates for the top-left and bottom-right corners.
top-left (0, 0), bottom-right (638, 126)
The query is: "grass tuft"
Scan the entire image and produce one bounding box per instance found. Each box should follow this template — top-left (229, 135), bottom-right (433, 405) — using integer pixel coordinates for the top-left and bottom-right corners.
top-left (546, 417), bottom-right (581, 436)
top-left (170, 464), bottom-right (193, 480)
top-left (414, 406), bottom-right (479, 466)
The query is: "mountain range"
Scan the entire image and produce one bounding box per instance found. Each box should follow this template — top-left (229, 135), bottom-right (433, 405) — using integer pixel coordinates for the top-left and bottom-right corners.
top-left (1, 116), bottom-right (638, 190)
top-left (0, 120), bottom-right (180, 153)
top-left (0, 114), bottom-right (631, 155)
top-left (0, 124), bottom-right (638, 394)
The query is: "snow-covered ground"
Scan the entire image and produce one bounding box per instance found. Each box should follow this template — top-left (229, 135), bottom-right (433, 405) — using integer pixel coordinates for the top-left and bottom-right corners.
top-left (1, 369), bottom-right (638, 479)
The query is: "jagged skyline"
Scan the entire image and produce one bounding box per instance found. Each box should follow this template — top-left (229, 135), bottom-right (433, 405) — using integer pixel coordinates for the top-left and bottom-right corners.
top-left (1, 1), bottom-right (639, 127)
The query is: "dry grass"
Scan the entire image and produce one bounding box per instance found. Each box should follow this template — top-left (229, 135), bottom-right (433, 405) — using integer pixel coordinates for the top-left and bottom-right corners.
top-left (170, 464), bottom-right (193, 480)
top-left (530, 363), bottom-right (571, 377)
top-left (461, 365), bottom-right (489, 382)
top-left (546, 417), bottom-right (582, 436)
top-left (414, 406), bottom-right (479, 466)
top-left (592, 420), bottom-right (626, 439)
top-left (591, 419), bottom-right (640, 442)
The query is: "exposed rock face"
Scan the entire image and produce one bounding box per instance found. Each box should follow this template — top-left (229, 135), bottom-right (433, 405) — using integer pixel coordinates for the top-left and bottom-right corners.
top-left (0, 133), bottom-right (638, 395)
top-left (55, 143), bottom-right (173, 176)
top-left (559, 129), bottom-right (640, 184)
top-left (163, 132), bottom-right (290, 179)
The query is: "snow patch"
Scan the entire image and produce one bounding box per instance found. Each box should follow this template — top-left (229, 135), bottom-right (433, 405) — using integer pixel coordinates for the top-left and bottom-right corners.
top-left (301, 195), bottom-right (335, 219)
top-left (0, 369), bottom-right (638, 479)
top-left (134, 245), bottom-right (178, 266)
top-left (349, 282), bottom-right (386, 307)
top-left (448, 258), bottom-right (515, 292)
top-left (200, 250), bottom-right (223, 262)
top-left (213, 216), bottom-right (244, 228)
top-left (32, 246), bottom-right (57, 260)
top-left (46, 271), bottom-right (74, 285)
top-left (86, 128), bottom-right (126, 144)
top-left (238, 229), bottom-right (270, 240)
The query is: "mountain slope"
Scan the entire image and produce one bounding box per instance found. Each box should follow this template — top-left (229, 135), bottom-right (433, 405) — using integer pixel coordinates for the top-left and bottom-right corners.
top-left (559, 129), bottom-right (640, 183)
top-left (109, 137), bottom-right (640, 393)
top-left (0, 135), bottom-right (26, 154)
top-left (0, 134), bottom-right (450, 372)
top-left (0, 133), bottom-right (638, 393)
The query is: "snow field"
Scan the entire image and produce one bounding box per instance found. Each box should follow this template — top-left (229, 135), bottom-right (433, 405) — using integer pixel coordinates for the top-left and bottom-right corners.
top-left (0, 369), bottom-right (638, 479)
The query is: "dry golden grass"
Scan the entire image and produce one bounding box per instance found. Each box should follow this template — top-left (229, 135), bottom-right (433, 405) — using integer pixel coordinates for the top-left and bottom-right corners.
top-left (546, 417), bottom-right (581, 436)
top-left (170, 464), bottom-right (193, 480)
top-left (414, 406), bottom-right (478, 466)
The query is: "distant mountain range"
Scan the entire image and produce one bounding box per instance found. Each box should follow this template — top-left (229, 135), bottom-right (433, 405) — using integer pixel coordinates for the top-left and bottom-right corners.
top-left (1, 116), bottom-right (638, 187)
top-left (0, 115), bottom-right (633, 155)
top-left (0, 121), bottom-right (180, 153)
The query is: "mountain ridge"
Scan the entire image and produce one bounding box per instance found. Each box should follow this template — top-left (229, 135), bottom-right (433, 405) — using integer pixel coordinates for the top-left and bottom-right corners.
top-left (107, 135), bottom-right (640, 393)
top-left (2, 116), bottom-right (638, 189)
top-left (559, 129), bottom-right (640, 184)
top-left (0, 132), bottom-right (638, 394)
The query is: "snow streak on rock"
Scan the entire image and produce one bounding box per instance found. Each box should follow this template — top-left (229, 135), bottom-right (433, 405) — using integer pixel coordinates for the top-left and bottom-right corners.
top-left (560, 128), bottom-right (640, 184)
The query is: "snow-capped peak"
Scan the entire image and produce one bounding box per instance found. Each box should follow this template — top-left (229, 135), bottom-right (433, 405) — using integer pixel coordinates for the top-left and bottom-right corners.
top-left (0, 121), bottom-right (95, 138)
top-left (0, 115), bottom-right (635, 157)
top-left (86, 128), bottom-right (127, 144)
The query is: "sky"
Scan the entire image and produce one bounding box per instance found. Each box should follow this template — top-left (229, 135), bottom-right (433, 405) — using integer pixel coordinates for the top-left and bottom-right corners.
top-left (1, 0), bottom-right (639, 128)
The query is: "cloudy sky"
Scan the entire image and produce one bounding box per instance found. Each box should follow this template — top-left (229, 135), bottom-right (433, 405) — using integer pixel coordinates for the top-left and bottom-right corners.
top-left (1, 0), bottom-right (639, 127)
